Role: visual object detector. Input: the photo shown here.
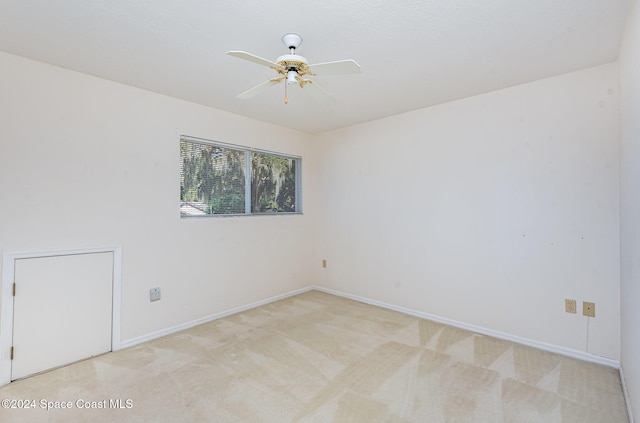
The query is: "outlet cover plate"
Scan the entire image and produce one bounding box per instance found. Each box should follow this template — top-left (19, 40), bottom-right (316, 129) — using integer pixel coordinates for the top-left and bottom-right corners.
top-left (583, 301), bottom-right (595, 317)
top-left (565, 298), bottom-right (577, 314)
top-left (150, 287), bottom-right (161, 302)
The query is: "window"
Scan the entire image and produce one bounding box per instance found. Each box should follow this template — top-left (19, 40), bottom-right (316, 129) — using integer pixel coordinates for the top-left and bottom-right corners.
top-left (180, 136), bottom-right (301, 216)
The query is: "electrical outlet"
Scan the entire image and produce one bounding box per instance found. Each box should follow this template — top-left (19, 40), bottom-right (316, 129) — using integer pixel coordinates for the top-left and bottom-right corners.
top-left (565, 298), bottom-right (577, 314)
top-left (322, 259), bottom-right (327, 268)
top-left (150, 287), bottom-right (161, 302)
top-left (583, 301), bottom-right (595, 317)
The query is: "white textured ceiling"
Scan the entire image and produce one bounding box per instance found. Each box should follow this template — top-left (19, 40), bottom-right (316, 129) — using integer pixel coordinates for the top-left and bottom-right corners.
top-left (0, 0), bottom-right (630, 134)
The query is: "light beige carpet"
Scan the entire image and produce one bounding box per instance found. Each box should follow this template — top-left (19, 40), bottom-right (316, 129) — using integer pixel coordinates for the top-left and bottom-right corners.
top-left (0, 290), bottom-right (629, 422)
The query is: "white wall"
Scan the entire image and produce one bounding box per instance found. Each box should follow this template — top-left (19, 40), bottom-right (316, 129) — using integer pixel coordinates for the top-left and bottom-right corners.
top-left (620, 0), bottom-right (640, 418)
top-left (0, 43), bottom-right (625, 377)
top-left (0, 51), bottom-right (313, 342)
top-left (311, 63), bottom-right (621, 360)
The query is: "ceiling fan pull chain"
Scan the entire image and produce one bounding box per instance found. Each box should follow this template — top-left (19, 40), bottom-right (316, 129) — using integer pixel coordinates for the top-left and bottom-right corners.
top-left (284, 80), bottom-right (289, 104)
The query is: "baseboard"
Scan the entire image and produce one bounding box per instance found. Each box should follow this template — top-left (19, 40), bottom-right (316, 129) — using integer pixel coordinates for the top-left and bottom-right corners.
top-left (120, 284), bottom-right (620, 369)
top-left (311, 286), bottom-right (621, 369)
top-left (119, 286), bottom-right (314, 350)
top-left (620, 364), bottom-right (636, 423)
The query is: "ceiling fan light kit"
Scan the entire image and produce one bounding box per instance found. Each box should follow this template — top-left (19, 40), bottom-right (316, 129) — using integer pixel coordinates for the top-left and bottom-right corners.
top-left (286, 70), bottom-right (298, 85)
top-left (227, 33), bottom-right (361, 104)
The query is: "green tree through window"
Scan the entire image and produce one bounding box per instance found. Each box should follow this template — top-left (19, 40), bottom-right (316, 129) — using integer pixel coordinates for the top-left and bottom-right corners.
top-left (180, 137), bottom-right (300, 216)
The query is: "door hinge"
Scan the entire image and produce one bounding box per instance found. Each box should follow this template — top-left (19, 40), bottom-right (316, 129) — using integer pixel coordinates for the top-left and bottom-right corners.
top-left (12, 283), bottom-right (16, 297)
top-left (10, 346), bottom-right (14, 360)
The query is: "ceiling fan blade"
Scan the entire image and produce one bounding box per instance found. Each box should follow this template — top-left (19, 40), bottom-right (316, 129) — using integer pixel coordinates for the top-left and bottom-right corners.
top-left (227, 51), bottom-right (281, 69)
top-left (237, 79), bottom-right (281, 99)
top-left (308, 59), bottom-right (361, 75)
top-left (302, 81), bottom-right (335, 104)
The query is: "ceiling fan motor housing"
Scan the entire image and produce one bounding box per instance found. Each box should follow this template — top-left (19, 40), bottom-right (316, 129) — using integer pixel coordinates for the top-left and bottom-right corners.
top-left (276, 53), bottom-right (312, 80)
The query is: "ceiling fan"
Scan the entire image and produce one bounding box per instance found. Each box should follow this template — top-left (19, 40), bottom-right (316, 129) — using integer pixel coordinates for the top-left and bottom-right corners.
top-left (227, 33), bottom-right (361, 104)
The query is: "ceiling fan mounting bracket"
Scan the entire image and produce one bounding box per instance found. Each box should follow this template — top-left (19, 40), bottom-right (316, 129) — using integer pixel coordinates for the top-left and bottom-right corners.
top-left (282, 33), bottom-right (302, 50)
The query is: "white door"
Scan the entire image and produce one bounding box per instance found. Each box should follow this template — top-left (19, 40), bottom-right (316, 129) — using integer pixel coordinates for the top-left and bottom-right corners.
top-left (11, 252), bottom-right (113, 380)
